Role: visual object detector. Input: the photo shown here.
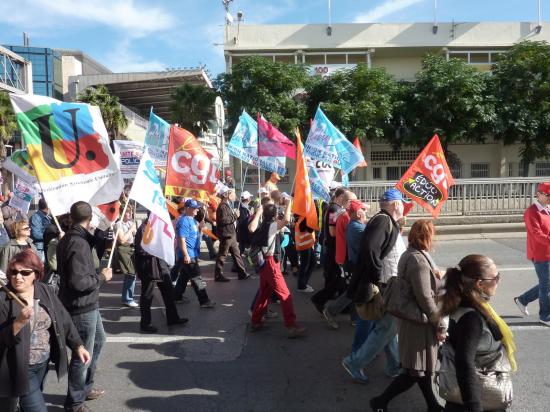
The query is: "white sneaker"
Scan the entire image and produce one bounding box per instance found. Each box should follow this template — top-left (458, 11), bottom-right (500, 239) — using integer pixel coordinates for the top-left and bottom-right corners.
top-left (123, 301), bottom-right (139, 308)
top-left (514, 297), bottom-right (529, 316)
top-left (539, 319), bottom-right (550, 327)
top-left (297, 285), bottom-right (314, 293)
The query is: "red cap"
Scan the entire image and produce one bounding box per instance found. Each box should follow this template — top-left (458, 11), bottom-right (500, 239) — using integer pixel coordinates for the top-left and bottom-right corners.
top-left (538, 182), bottom-right (550, 195)
top-left (348, 199), bottom-right (367, 214)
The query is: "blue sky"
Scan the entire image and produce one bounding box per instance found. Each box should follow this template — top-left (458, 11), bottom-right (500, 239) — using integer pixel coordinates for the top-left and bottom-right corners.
top-left (0, 0), bottom-right (546, 78)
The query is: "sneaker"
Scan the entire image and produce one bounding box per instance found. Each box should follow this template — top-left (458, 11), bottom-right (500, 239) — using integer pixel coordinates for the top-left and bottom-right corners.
top-left (215, 275), bottom-right (231, 282)
top-left (297, 285), bottom-right (314, 293)
top-left (539, 319), bottom-right (550, 327)
top-left (322, 308), bottom-right (339, 329)
top-left (514, 297), bottom-right (529, 316)
top-left (342, 357), bottom-right (369, 384)
top-left (287, 325), bottom-right (307, 338)
top-left (123, 301), bottom-right (139, 308)
top-left (200, 300), bottom-right (216, 309)
top-left (86, 387), bottom-right (105, 400)
top-left (140, 324), bottom-right (158, 334)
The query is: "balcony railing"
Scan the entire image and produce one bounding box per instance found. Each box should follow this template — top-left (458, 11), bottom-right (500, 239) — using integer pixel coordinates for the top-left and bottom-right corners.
top-left (348, 178), bottom-right (546, 216)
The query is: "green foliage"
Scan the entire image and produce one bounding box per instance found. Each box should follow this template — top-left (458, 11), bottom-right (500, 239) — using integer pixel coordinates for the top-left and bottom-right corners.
top-left (171, 83), bottom-right (217, 136)
top-left (492, 41), bottom-right (550, 175)
top-left (307, 64), bottom-right (399, 141)
top-left (218, 56), bottom-right (311, 137)
top-left (0, 91), bottom-right (18, 160)
top-left (77, 85), bottom-right (128, 140)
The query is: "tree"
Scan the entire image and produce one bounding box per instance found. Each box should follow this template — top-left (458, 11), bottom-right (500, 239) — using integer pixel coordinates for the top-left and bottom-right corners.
top-left (399, 55), bottom-right (495, 157)
top-left (0, 91), bottom-right (18, 160)
top-left (171, 83), bottom-right (216, 136)
top-left (492, 41), bottom-right (550, 176)
top-left (77, 85), bottom-right (128, 140)
top-left (307, 64), bottom-right (400, 142)
top-left (218, 56), bottom-right (311, 137)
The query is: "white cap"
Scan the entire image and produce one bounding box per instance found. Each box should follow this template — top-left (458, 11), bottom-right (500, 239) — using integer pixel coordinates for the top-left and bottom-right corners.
top-left (215, 181), bottom-right (231, 196)
top-left (241, 191), bottom-right (252, 199)
top-left (258, 187), bottom-right (269, 194)
top-left (329, 181), bottom-right (342, 190)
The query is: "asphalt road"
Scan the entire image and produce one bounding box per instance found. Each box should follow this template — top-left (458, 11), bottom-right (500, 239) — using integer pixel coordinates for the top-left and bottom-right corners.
top-left (42, 234), bottom-right (550, 412)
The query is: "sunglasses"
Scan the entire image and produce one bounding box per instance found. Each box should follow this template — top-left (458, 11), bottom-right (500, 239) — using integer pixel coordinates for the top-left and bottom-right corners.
top-left (8, 269), bottom-right (35, 277)
top-left (479, 272), bottom-right (501, 283)
top-left (20, 226), bottom-right (30, 230)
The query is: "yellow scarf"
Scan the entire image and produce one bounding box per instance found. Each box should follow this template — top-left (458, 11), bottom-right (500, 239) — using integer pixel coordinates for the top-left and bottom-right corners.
top-left (480, 300), bottom-right (517, 372)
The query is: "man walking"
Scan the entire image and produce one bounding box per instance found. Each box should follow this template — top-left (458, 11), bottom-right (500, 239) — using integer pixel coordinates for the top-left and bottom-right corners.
top-left (515, 182), bottom-right (550, 326)
top-left (214, 188), bottom-right (250, 282)
top-left (30, 197), bottom-right (51, 261)
top-left (57, 201), bottom-right (113, 412)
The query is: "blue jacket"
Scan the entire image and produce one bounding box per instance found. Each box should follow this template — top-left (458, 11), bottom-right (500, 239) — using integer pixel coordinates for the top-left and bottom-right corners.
top-left (30, 210), bottom-right (51, 248)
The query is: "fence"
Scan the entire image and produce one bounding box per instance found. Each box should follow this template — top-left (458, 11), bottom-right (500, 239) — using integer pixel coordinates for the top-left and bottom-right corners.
top-left (348, 178), bottom-right (546, 216)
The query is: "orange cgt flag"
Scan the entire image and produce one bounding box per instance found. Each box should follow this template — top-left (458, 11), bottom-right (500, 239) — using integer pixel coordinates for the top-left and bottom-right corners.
top-left (292, 129), bottom-right (319, 230)
top-left (353, 137), bottom-right (368, 167)
top-left (395, 134), bottom-right (455, 218)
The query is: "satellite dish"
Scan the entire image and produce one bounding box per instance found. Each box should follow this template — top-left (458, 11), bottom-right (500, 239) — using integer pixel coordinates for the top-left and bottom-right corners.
top-left (215, 96), bottom-right (225, 129)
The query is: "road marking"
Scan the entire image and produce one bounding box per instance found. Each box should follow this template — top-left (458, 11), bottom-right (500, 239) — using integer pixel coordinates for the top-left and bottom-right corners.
top-left (106, 335), bottom-right (225, 344)
top-left (179, 388), bottom-right (219, 396)
top-left (509, 325), bottom-right (550, 331)
top-left (499, 267), bottom-right (534, 272)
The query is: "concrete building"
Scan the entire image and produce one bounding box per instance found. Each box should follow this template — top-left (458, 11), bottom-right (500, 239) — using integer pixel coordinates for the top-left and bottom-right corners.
top-left (223, 21), bottom-right (550, 190)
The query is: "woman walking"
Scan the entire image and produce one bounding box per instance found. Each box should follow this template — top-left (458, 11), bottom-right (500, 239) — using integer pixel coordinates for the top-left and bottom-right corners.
top-left (115, 207), bottom-right (138, 307)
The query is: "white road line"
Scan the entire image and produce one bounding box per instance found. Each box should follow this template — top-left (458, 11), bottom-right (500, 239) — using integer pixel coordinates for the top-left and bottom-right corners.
top-left (509, 325), bottom-right (550, 331)
top-left (106, 335), bottom-right (225, 344)
top-left (499, 267), bottom-right (534, 272)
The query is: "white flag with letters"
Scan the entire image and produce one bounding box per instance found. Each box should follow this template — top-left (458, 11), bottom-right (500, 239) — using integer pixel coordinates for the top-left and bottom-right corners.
top-left (141, 212), bottom-right (175, 266)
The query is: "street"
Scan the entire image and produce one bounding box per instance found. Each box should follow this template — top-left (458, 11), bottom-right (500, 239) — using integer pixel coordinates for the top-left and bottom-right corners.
top-left (43, 234), bottom-right (549, 412)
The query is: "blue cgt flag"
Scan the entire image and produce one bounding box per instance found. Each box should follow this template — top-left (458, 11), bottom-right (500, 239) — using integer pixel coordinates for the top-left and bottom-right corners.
top-left (304, 106), bottom-right (365, 175)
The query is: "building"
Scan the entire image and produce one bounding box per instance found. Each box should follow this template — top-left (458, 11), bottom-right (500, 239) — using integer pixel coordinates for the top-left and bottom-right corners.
top-left (223, 21), bottom-right (550, 190)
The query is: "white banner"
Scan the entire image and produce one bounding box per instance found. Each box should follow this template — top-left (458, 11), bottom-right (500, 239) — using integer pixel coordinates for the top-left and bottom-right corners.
top-left (9, 178), bottom-right (37, 214)
top-left (113, 140), bottom-right (144, 181)
top-left (141, 212), bottom-right (175, 266)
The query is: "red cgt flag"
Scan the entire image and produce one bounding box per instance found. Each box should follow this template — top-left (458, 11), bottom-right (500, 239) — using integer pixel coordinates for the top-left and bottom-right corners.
top-left (165, 125), bottom-right (219, 196)
top-left (395, 134), bottom-right (455, 218)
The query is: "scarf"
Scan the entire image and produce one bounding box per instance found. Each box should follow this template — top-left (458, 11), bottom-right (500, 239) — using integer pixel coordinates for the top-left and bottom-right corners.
top-left (480, 300), bottom-right (517, 372)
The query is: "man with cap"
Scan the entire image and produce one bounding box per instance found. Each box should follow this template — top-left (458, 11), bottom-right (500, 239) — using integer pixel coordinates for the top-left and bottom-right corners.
top-left (237, 191), bottom-right (253, 256)
top-left (224, 169), bottom-right (235, 188)
top-left (30, 197), bottom-right (51, 261)
top-left (515, 182), bottom-right (550, 326)
top-left (258, 187), bottom-right (270, 199)
top-left (215, 187), bottom-right (250, 282)
top-left (173, 199), bottom-right (215, 308)
top-left (342, 188), bottom-right (405, 383)
top-left (263, 172), bottom-right (281, 193)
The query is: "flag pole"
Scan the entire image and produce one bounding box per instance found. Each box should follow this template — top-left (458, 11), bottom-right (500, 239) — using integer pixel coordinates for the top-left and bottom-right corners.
top-left (106, 198), bottom-right (131, 269)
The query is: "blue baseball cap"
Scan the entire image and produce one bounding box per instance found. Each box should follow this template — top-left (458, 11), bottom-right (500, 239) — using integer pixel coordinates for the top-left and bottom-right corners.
top-left (380, 188), bottom-right (403, 202)
top-left (184, 199), bottom-right (200, 209)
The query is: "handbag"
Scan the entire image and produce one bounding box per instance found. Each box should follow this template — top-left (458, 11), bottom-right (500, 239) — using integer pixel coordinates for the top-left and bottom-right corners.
top-left (355, 283), bottom-right (384, 321)
top-left (436, 308), bottom-right (513, 410)
top-left (249, 235), bottom-right (277, 271)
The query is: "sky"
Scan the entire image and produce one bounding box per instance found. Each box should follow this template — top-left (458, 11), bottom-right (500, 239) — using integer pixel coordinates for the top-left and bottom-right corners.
top-left (0, 0), bottom-right (546, 78)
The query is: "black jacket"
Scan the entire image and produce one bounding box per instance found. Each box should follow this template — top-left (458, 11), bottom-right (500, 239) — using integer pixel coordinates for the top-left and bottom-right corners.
top-left (134, 221), bottom-right (170, 282)
top-left (0, 282), bottom-right (84, 397)
top-left (236, 204), bottom-right (252, 244)
top-left (57, 225), bottom-right (106, 315)
top-left (216, 200), bottom-right (237, 239)
top-left (347, 211), bottom-right (399, 303)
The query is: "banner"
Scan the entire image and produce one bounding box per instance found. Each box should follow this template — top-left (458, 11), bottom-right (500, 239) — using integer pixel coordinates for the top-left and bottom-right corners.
top-left (141, 212), bottom-right (175, 266)
top-left (292, 130), bottom-right (319, 230)
top-left (2, 149), bottom-right (37, 183)
top-left (144, 111), bottom-right (170, 168)
top-left (306, 158), bottom-right (331, 203)
top-left (257, 114), bottom-right (296, 159)
top-left (9, 94), bottom-right (123, 216)
top-left (304, 107), bottom-right (365, 174)
top-left (395, 134), bottom-right (455, 218)
top-left (113, 140), bottom-right (144, 186)
top-left (227, 110), bottom-right (286, 176)
top-left (165, 125), bottom-right (219, 196)
top-left (92, 200), bottom-right (121, 231)
top-left (9, 178), bottom-right (37, 214)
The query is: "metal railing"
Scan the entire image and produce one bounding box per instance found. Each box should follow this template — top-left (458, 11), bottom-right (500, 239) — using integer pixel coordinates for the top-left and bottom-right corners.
top-left (348, 178), bottom-right (546, 216)
top-left (119, 104), bottom-right (149, 130)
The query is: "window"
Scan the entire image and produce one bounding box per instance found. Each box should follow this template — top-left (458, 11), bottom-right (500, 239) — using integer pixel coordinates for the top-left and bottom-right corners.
top-left (373, 167), bottom-right (381, 180)
top-left (304, 54), bottom-right (325, 64)
top-left (469, 53), bottom-right (490, 64)
top-left (326, 54), bottom-right (346, 64)
top-left (386, 166), bottom-right (401, 180)
top-left (536, 162), bottom-right (550, 177)
top-left (244, 168), bottom-right (260, 185)
top-left (274, 55), bottom-right (295, 64)
top-left (371, 150), bottom-right (419, 162)
top-left (470, 163), bottom-right (490, 178)
top-left (450, 164), bottom-right (462, 179)
top-left (348, 53), bottom-right (367, 64)
top-left (508, 162), bottom-right (517, 177)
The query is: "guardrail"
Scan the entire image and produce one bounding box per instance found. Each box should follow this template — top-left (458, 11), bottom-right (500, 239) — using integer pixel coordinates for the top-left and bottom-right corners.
top-left (119, 104), bottom-right (149, 130)
top-left (348, 178), bottom-right (547, 216)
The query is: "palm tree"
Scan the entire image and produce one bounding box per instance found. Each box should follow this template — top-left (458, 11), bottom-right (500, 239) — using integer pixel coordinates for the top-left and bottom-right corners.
top-left (0, 91), bottom-right (18, 160)
top-left (171, 83), bottom-right (216, 136)
top-left (77, 85), bottom-right (128, 140)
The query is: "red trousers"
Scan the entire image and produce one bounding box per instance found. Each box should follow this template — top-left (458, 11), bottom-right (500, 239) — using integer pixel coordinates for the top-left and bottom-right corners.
top-left (251, 256), bottom-right (297, 328)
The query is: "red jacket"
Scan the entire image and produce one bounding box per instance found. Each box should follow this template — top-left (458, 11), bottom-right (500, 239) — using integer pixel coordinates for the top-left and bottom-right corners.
top-left (524, 202), bottom-right (550, 261)
top-left (335, 212), bottom-right (351, 265)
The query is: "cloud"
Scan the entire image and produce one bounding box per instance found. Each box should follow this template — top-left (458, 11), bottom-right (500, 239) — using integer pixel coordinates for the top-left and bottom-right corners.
top-left (232, 0), bottom-right (296, 24)
top-left (104, 39), bottom-right (165, 73)
top-left (354, 0), bottom-right (426, 23)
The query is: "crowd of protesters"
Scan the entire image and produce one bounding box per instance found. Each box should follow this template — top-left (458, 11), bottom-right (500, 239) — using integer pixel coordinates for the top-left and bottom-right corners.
top-left (2, 176), bottom-right (547, 412)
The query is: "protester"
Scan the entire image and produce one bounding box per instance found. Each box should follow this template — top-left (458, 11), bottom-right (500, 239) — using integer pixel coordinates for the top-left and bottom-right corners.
top-left (214, 188), bottom-right (250, 282)
top-left (45, 214), bottom-right (72, 293)
top-left (135, 216), bottom-right (187, 333)
top-left (514, 182), bottom-right (550, 326)
top-left (250, 200), bottom-right (306, 338)
top-left (1, 192), bottom-right (24, 235)
top-left (173, 199), bottom-right (215, 308)
top-left (342, 188), bottom-right (405, 383)
top-left (196, 205), bottom-right (216, 260)
top-left (237, 191), bottom-right (253, 255)
top-left (294, 215), bottom-right (316, 292)
top-left (0, 250), bottom-right (91, 412)
top-left (258, 187), bottom-right (270, 200)
top-left (370, 220), bottom-right (444, 412)
top-left (0, 220), bottom-right (38, 273)
top-left (263, 172), bottom-right (280, 192)
top-left (439, 254), bottom-right (516, 412)
top-left (57, 201), bottom-right (113, 412)
top-left (224, 169), bottom-right (235, 188)
top-left (114, 207), bottom-right (138, 308)
top-left (29, 198), bottom-right (51, 261)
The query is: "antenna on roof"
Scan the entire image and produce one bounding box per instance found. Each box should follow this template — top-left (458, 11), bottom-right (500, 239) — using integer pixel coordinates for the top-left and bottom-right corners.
top-left (327, 0), bottom-right (332, 36)
top-left (432, 0), bottom-right (438, 34)
top-left (535, 0), bottom-right (542, 33)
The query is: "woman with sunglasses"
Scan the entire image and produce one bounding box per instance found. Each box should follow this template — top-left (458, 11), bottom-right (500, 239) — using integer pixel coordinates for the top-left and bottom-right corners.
top-left (0, 220), bottom-right (38, 274)
top-left (439, 255), bottom-right (516, 412)
top-left (0, 249), bottom-right (90, 412)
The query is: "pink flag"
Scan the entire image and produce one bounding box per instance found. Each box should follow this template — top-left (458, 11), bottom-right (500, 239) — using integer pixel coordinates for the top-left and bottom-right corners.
top-left (257, 114), bottom-right (296, 160)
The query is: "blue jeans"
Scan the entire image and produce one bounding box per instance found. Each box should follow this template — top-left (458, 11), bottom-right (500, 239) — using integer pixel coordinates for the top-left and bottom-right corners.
top-left (518, 260), bottom-right (550, 321)
top-left (346, 313), bottom-right (400, 376)
top-left (65, 309), bottom-right (106, 412)
top-left (121, 274), bottom-right (136, 304)
top-left (352, 319), bottom-right (373, 353)
top-left (298, 248), bottom-right (315, 290)
top-left (0, 361), bottom-right (50, 412)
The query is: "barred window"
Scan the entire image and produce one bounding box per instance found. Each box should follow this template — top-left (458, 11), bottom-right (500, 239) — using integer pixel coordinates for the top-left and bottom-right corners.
top-left (386, 166), bottom-right (401, 180)
top-left (536, 162), bottom-right (550, 177)
top-left (371, 150), bottom-right (419, 162)
top-left (244, 169), bottom-right (260, 185)
top-left (470, 162), bottom-right (490, 178)
top-left (373, 167), bottom-right (382, 180)
top-left (450, 164), bottom-right (462, 179)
